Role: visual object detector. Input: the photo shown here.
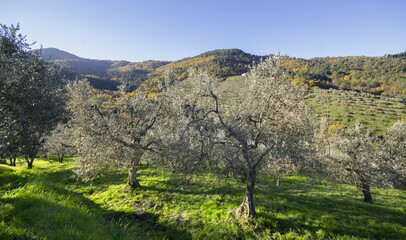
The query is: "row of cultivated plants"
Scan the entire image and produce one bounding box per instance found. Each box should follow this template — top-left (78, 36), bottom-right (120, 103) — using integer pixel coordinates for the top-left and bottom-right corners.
top-left (1, 24), bottom-right (405, 220)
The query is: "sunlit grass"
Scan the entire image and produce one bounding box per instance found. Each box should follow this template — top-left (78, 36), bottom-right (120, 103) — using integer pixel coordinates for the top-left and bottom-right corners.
top-left (306, 92), bottom-right (406, 135)
top-left (1, 159), bottom-right (405, 239)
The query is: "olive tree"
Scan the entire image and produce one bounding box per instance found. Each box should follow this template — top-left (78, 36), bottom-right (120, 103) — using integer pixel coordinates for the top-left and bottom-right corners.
top-left (180, 54), bottom-right (312, 218)
top-left (42, 123), bottom-right (76, 162)
top-left (67, 77), bottom-right (184, 188)
top-left (383, 120), bottom-right (406, 188)
top-left (0, 24), bottom-right (65, 168)
top-left (326, 122), bottom-right (391, 203)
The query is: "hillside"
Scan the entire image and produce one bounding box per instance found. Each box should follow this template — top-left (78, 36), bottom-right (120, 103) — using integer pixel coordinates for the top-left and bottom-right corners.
top-left (41, 48), bottom-right (118, 77)
top-left (39, 48), bottom-right (264, 90)
top-left (284, 55), bottom-right (406, 98)
top-left (39, 48), bottom-right (406, 99)
top-left (221, 75), bottom-right (406, 136)
top-left (41, 48), bottom-right (83, 60)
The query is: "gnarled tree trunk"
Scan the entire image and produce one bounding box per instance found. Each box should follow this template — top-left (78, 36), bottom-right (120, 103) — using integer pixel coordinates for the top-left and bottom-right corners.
top-left (236, 167), bottom-right (257, 218)
top-left (125, 151), bottom-right (144, 191)
top-left (361, 183), bottom-right (373, 204)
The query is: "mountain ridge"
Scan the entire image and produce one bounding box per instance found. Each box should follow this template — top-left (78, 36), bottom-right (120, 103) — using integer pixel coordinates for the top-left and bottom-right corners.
top-left (38, 48), bottom-right (406, 99)
top-left (41, 48), bottom-right (83, 60)
top-left (39, 47), bottom-right (264, 90)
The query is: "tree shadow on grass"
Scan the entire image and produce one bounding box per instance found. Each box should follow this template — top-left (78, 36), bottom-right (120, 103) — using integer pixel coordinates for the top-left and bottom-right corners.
top-left (89, 167), bottom-right (406, 239)
top-left (7, 162), bottom-right (404, 239)
top-left (140, 171), bottom-right (406, 239)
top-left (0, 183), bottom-right (192, 240)
top-left (0, 166), bottom-right (32, 192)
top-left (1, 162), bottom-right (193, 240)
top-left (254, 179), bottom-right (406, 239)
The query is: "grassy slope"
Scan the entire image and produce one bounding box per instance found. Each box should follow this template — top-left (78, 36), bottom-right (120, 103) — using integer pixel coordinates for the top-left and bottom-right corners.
top-left (1, 159), bottom-right (405, 239)
top-left (306, 91), bottom-right (406, 135)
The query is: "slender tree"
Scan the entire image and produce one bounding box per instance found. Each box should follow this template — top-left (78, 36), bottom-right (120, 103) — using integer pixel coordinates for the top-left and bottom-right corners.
top-left (42, 123), bottom-right (76, 163)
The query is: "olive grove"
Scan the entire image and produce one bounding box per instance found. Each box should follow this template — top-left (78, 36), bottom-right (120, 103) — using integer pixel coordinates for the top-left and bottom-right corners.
top-left (65, 54), bottom-right (314, 218)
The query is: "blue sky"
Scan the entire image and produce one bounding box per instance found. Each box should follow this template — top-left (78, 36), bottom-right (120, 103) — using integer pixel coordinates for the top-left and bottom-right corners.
top-left (1, 0), bottom-right (405, 61)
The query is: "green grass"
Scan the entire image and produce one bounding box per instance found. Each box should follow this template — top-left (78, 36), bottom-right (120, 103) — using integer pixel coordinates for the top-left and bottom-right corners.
top-left (1, 159), bottom-right (406, 239)
top-left (306, 92), bottom-right (406, 135)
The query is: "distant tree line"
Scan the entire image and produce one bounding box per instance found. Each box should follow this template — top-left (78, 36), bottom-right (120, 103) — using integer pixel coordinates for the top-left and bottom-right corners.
top-left (385, 52), bottom-right (406, 59)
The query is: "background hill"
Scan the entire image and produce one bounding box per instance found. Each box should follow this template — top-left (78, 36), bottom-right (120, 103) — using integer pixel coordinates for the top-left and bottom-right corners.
top-left (39, 48), bottom-right (265, 90)
top-left (283, 56), bottom-right (406, 98)
top-left (39, 48), bottom-right (406, 99)
top-left (41, 48), bottom-right (117, 77)
top-left (41, 48), bottom-right (83, 60)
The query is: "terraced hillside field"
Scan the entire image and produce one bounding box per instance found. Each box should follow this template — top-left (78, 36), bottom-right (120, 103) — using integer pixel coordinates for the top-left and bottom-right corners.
top-left (224, 76), bottom-right (405, 135)
top-left (307, 90), bottom-right (406, 135)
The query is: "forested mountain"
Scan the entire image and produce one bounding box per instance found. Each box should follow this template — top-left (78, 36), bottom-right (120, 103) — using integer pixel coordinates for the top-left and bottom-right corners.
top-left (41, 48), bottom-right (82, 60)
top-left (284, 55), bottom-right (406, 98)
top-left (40, 48), bottom-right (406, 98)
top-left (39, 48), bottom-right (264, 90)
top-left (110, 49), bottom-right (264, 91)
top-left (41, 48), bottom-right (117, 77)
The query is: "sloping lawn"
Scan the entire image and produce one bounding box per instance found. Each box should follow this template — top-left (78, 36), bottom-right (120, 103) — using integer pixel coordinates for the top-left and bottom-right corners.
top-left (1, 158), bottom-right (405, 239)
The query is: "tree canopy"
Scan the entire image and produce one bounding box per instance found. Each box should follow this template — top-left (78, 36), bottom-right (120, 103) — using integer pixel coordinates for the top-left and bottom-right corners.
top-left (0, 24), bottom-right (65, 168)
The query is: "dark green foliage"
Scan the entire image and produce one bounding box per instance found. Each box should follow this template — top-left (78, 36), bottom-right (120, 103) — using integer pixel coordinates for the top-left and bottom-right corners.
top-left (288, 56), bottom-right (406, 97)
top-left (386, 51), bottom-right (406, 59)
top-left (85, 76), bottom-right (121, 90)
top-left (196, 48), bottom-right (264, 78)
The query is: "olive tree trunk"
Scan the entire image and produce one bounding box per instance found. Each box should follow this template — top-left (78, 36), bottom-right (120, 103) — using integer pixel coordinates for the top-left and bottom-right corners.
top-left (361, 183), bottom-right (373, 204)
top-left (57, 153), bottom-right (64, 163)
top-left (26, 157), bottom-right (34, 169)
top-left (236, 167), bottom-right (257, 218)
top-left (125, 151), bottom-right (144, 190)
top-left (276, 168), bottom-right (283, 187)
top-left (9, 157), bottom-right (16, 166)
